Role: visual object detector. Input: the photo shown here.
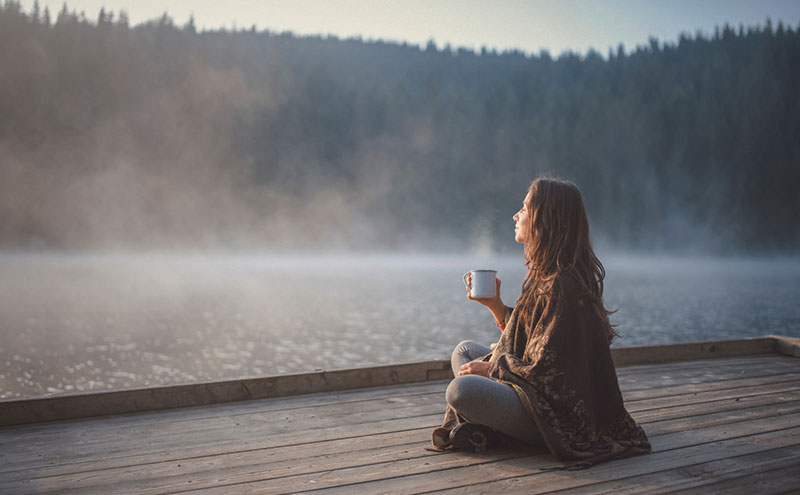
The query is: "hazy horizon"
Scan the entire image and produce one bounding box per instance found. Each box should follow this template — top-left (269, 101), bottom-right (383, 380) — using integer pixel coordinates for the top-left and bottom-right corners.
top-left (17, 0), bottom-right (800, 57)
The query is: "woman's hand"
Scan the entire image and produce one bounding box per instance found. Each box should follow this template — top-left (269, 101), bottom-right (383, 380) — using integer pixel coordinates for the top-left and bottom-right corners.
top-left (458, 360), bottom-right (491, 377)
top-left (466, 274), bottom-right (506, 323)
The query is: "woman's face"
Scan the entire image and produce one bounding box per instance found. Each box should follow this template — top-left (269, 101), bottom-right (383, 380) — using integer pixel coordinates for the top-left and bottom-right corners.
top-left (513, 191), bottom-right (532, 243)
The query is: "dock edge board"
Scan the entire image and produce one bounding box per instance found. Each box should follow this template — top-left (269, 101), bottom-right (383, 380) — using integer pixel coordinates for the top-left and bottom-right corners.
top-left (1, 335), bottom-right (797, 428)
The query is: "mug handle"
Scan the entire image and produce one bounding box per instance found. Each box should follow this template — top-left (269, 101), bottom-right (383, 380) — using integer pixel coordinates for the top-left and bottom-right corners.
top-left (463, 271), bottom-right (471, 290)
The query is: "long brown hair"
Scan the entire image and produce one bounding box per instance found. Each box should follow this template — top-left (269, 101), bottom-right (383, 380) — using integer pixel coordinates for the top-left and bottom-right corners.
top-left (516, 176), bottom-right (618, 343)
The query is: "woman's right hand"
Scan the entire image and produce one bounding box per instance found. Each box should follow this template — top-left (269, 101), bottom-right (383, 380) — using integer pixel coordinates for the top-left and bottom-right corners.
top-left (466, 274), bottom-right (506, 322)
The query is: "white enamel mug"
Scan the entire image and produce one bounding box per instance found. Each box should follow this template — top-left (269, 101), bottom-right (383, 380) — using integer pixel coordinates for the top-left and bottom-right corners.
top-left (463, 269), bottom-right (497, 299)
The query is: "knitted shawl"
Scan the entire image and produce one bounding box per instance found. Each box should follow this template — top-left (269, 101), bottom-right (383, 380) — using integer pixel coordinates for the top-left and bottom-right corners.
top-left (436, 272), bottom-right (651, 468)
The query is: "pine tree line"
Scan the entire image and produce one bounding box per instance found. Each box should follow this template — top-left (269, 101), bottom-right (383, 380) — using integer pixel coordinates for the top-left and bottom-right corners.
top-left (1, 1), bottom-right (798, 253)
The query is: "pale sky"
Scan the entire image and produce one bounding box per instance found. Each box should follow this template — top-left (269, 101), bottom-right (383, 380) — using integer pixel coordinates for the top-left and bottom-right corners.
top-left (19, 0), bottom-right (800, 56)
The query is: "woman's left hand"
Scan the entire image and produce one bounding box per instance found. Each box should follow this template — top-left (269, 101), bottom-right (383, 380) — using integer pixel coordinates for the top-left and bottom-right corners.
top-left (458, 361), bottom-right (490, 377)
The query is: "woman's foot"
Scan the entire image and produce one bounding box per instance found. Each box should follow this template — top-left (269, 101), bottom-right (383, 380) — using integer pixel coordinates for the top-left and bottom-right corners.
top-left (449, 423), bottom-right (495, 453)
top-left (431, 427), bottom-right (453, 450)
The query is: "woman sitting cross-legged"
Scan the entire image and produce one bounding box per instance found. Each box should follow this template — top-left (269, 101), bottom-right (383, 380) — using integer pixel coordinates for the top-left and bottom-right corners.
top-left (432, 176), bottom-right (651, 469)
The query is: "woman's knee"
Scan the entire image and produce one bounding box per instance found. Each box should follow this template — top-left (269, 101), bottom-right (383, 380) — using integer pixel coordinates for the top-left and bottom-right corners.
top-left (451, 340), bottom-right (476, 374)
top-left (446, 375), bottom-right (485, 412)
top-left (451, 340), bottom-right (490, 365)
top-left (451, 340), bottom-right (477, 360)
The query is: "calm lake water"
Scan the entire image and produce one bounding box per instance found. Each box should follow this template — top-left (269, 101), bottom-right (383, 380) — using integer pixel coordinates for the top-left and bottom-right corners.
top-left (1, 252), bottom-right (799, 399)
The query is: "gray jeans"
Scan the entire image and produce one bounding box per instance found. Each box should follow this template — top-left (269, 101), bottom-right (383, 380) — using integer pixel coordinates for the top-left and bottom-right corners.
top-left (447, 340), bottom-right (544, 446)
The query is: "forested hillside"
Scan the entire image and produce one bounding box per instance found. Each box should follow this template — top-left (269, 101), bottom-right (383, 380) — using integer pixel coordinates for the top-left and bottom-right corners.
top-left (1, 2), bottom-right (798, 253)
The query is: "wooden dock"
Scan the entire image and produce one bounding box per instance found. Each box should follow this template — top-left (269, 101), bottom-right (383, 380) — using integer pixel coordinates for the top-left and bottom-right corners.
top-left (1, 335), bottom-right (799, 494)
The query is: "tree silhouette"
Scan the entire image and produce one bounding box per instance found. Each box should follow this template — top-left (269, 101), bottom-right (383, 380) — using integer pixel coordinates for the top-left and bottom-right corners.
top-left (0, 4), bottom-right (797, 253)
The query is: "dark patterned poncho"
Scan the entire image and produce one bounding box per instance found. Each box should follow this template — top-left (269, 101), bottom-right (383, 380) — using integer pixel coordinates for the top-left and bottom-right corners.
top-left (436, 272), bottom-right (651, 468)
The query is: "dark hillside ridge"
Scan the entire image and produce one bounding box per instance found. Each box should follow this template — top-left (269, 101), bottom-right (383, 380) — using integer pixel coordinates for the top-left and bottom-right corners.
top-left (1, 2), bottom-right (798, 253)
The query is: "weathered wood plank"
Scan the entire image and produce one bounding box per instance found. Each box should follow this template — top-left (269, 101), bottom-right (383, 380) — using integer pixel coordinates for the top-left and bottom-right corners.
top-left (0, 389), bottom-right (446, 450)
top-left (769, 334), bottom-right (800, 358)
top-left (0, 348), bottom-right (797, 495)
top-left (0, 381), bottom-right (449, 439)
top-left (622, 372), bottom-right (800, 401)
top-left (310, 422), bottom-right (800, 495)
top-left (0, 411), bottom-right (444, 476)
top-left (643, 398), bottom-right (800, 437)
top-left (616, 363), bottom-right (799, 392)
top-left (0, 438), bottom-right (456, 495)
top-left (0, 404), bottom-right (444, 476)
top-left (3, 365), bottom-right (799, 477)
top-left (0, 426), bottom-right (435, 485)
top-left (161, 449), bottom-right (535, 495)
top-left (667, 462), bottom-right (800, 494)
top-left (556, 444), bottom-right (800, 494)
top-left (5, 385), bottom-right (798, 491)
top-left (619, 356), bottom-right (799, 379)
top-left (615, 353), bottom-right (795, 376)
top-left (631, 390), bottom-right (800, 424)
top-left (51, 409), bottom-right (800, 495)
top-left (626, 381), bottom-right (800, 413)
top-left (1, 398), bottom-right (800, 494)
top-left (7, 394), bottom-right (800, 495)
top-left (323, 411), bottom-right (797, 495)
top-left (0, 396), bottom-right (447, 457)
top-left (5, 373), bottom-right (795, 476)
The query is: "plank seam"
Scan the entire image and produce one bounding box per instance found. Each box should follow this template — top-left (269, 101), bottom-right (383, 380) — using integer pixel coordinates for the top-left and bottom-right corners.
top-left (619, 369), bottom-right (800, 393)
top-left (615, 356), bottom-right (797, 375)
top-left (623, 377), bottom-right (800, 402)
top-left (168, 454), bottom-right (532, 495)
top-left (635, 398), bottom-right (800, 427)
top-left (658, 456), bottom-right (800, 494)
top-left (628, 386), bottom-right (800, 413)
top-left (0, 422), bottom-right (443, 478)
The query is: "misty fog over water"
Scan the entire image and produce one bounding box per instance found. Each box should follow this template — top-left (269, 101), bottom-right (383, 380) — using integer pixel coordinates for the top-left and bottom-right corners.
top-left (1, 252), bottom-right (798, 400)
